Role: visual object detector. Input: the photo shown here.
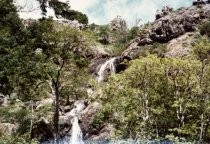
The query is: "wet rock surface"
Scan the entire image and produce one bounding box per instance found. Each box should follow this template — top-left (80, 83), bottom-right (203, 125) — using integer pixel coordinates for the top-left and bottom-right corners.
top-left (30, 100), bottom-right (104, 141)
top-left (79, 102), bottom-right (102, 138)
top-left (89, 56), bottom-right (125, 80)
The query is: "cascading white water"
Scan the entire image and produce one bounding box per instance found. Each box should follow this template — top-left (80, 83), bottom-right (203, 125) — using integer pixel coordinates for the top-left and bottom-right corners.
top-left (70, 117), bottom-right (84, 144)
top-left (97, 57), bottom-right (117, 82)
top-left (69, 101), bottom-right (85, 144)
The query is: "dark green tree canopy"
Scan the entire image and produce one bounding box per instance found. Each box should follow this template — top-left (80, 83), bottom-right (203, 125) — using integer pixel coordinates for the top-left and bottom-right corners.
top-left (37, 0), bottom-right (88, 24)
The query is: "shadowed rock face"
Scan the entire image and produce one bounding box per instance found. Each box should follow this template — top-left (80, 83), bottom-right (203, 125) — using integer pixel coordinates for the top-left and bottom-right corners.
top-left (122, 4), bottom-right (210, 60)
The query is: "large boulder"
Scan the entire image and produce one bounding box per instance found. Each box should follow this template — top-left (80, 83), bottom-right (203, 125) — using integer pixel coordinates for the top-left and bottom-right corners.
top-left (79, 102), bottom-right (102, 139)
top-left (89, 124), bottom-right (115, 141)
top-left (109, 16), bottom-right (127, 32)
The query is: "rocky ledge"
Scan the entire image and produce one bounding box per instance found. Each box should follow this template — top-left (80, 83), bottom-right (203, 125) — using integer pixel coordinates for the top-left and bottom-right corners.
top-left (122, 4), bottom-right (210, 59)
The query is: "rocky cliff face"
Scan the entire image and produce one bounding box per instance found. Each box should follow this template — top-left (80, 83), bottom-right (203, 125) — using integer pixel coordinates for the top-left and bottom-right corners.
top-left (89, 4), bottom-right (210, 82)
top-left (122, 4), bottom-right (210, 59)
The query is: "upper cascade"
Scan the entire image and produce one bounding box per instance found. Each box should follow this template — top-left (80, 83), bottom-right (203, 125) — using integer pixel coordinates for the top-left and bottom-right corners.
top-left (97, 57), bottom-right (117, 83)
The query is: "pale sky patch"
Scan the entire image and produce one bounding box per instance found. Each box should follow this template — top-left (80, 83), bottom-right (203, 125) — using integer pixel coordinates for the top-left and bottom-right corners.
top-left (15, 0), bottom-right (192, 25)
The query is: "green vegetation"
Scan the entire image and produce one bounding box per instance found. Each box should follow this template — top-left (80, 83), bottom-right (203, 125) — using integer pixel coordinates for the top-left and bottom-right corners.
top-left (96, 55), bottom-right (210, 142)
top-left (38, 0), bottom-right (88, 24)
top-left (137, 43), bottom-right (168, 57)
top-left (0, 0), bottom-right (92, 142)
top-left (193, 36), bottom-right (210, 61)
top-left (200, 21), bottom-right (210, 37)
top-left (1, 0), bottom-right (210, 143)
top-left (94, 24), bottom-right (139, 55)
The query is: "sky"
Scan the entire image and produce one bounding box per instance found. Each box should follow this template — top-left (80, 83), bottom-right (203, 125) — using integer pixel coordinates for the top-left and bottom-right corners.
top-left (15, 0), bottom-right (192, 26)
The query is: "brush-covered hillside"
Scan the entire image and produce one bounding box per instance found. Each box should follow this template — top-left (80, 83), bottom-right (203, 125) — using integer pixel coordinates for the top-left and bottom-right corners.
top-left (0, 0), bottom-right (210, 143)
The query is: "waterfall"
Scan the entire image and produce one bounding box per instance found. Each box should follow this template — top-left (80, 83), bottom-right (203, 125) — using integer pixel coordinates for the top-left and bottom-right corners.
top-left (70, 117), bottom-right (84, 144)
top-left (97, 57), bottom-right (117, 82)
top-left (69, 101), bottom-right (85, 144)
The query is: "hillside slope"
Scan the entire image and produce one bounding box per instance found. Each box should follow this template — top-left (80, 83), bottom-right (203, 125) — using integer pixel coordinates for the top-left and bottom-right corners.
top-left (122, 4), bottom-right (210, 59)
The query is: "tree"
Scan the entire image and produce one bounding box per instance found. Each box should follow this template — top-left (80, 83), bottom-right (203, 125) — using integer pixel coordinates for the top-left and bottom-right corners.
top-left (37, 0), bottom-right (88, 24)
top-left (97, 55), bottom-right (210, 142)
top-left (27, 19), bottom-right (91, 142)
top-left (200, 21), bottom-right (210, 37)
top-left (193, 36), bottom-right (210, 62)
top-left (0, 0), bottom-right (25, 95)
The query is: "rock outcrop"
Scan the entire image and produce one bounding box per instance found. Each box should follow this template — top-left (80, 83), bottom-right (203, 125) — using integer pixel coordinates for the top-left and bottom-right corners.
top-left (79, 102), bottom-right (102, 138)
top-left (165, 32), bottom-right (197, 57)
top-left (109, 16), bottom-right (127, 32)
top-left (122, 4), bottom-right (210, 59)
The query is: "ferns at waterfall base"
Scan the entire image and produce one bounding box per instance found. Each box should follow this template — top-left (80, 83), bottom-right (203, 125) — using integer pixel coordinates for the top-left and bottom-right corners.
top-left (97, 55), bottom-right (210, 142)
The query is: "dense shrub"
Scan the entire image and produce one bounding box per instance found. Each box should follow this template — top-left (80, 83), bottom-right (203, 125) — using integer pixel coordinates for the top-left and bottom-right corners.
top-left (193, 36), bottom-right (210, 62)
top-left (127, 26), bottom-right (139, 41)
top-left (200, 21), bottom-right (210, 37)
top-left (96, 55), bottom-right (210, 142)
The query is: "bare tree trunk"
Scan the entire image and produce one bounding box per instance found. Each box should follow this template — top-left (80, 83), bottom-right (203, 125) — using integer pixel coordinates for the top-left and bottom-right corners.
top-left (199, 113), bottom-right (204, 142)
top-left (204, 118), bottom-right (209, 141)
top-left (29, 100), bottom-right (34, 144)
top-left (53, 82), bottom-right (60, 144)
top-left (155, 120), bottom-right (159, 139)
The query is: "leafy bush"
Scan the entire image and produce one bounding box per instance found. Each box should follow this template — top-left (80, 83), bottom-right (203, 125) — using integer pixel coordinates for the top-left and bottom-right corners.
top-left (200, 21), bottom-right (210, 37)
top-left (127, 26), bottom-right (139, 41)
top-left (0, 135), bottom-right (37, 144)
top-left (0, 106), bottom-right (29, 123)
top-left (193, 36), bottom-right (210, 62)
top-left (138, 43), bottom-right (168, 57)
top-left (99, 55), bottom-right (210, 142)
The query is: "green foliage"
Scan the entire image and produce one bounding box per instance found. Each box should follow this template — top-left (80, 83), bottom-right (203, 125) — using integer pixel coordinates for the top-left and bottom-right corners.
top-left (193, 36), bottom-right (210, 62)
top-left (98, 55), bottom-right (210, 142)
top-left (138, 43), bottom-right (168, 57)
top-left (60, 9), bottom-right (88, 24)
top-left (0, 135), bottom-right (35, 144)
top-left (95, 24), bottom-right (130, 55)
top-left (127, 26), bottom-right (139, 41)
top-left (200, 21), bottom-right (210, 37)
top-left (0, 105), bottom-right (29, 123)
top-left (98, 25), bottom-right (110, 40)
top-left (0, 0), bottom-right (25, 95)
top-left (0, 2), bottom-right (91, 140)
top-left (38, 0), bottom-right (88, 24)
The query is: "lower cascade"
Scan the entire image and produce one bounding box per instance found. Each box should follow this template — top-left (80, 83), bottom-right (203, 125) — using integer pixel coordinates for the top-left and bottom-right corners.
top-left (97, 57), bottom-right (117, 82)
top-left (70, 117), bottom-right (84, 144)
